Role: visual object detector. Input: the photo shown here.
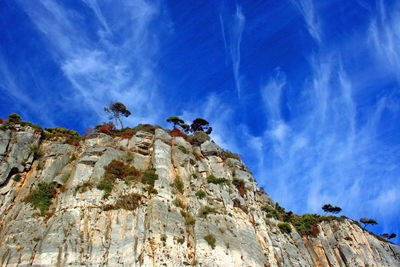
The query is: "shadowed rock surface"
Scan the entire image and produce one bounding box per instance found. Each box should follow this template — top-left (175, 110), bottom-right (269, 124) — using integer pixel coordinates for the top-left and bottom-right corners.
top-left (0, 125), bottom-right (399, 266)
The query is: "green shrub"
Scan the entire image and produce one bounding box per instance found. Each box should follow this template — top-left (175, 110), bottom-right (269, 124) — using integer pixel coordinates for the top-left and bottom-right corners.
top-left (195, 190), bottom-right (206, 199)
top-left (173, 198), bottom-right (185, 208)
top-left (290, 214), bottom-right (320, 236)
top-left (204, 234), bottom-right (216, 249)
top-left (102, 160), bottom-right (141, 187)
top-left (29, 144), bottom-right (43, 160)
top-left (125, 152), bottom-right (134, 163)
top-left (8, 113), bottom-right (22, 124)
top-left (141, 168), bottom-right (158, 186)
top-left (206, 175), bottom-right (229, 185)
top-left (103, 193), bottom-right (141, 211)
top-left (69, 154), bottom-right (76, 162)
top-left (181, 211), bottom-right (196, 225)
top-left (43, 126), bottom-right (82, 145)
top-left (12, 174), bottom-right (22, 182)
top-left (278, 222), bottom-right (292, 234)
top-left (97, 178), bottom-right (114, 196)
top-left (20, 121), bottom-right (43, 132)
top-left (199, 206), bottom-right (215, 218)
top-left (223, 150), bottom-right (240, 160)
top-left (75, 181), bottom-right (93, 193)
top-left (186, 131), bottom-right (210, 146)
top-left (176, 237), bottom-right (185, 244)
top-left (160, 234), bottom-right (167, 242)
top-left (232, 178), bottom-right (246, 196)
top-left (178, 145), bottom-right (187, 153)
top-left (131, 124), bottom-right (161, 134)
top-left (171, 176), bottom-right (184, 193)
top-left (25, 182), bottom-right (57, 215)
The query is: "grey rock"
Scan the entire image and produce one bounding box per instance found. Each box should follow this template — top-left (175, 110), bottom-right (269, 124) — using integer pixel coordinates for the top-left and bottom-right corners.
top-left (201, 140), bottom-right (223, 157)
top-left (0, 126), bottom-right (398, 267)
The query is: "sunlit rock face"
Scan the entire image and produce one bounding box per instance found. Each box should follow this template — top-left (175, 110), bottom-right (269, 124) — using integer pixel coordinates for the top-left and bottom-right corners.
top-left (0, 126), bottom-right (399, 266)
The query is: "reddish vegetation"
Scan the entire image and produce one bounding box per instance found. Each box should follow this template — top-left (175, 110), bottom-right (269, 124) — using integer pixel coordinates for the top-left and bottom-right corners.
top-left (170, 128), bottom-right (185, 138)
top-left (97, 125), bottom-right (111, 134)
top-left (0, 118), bottom-right (3, 124)
top-left (66, 139), bottom-right (80, 146)
top-left (238, 184), bottom-right (245, 197)
top-left (121, 129), bottom-right (134, 139)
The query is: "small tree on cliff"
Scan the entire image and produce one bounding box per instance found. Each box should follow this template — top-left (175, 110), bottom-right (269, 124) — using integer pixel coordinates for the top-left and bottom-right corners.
top-left (166, 116), bottom-right (184, 129)
top-left (191, 118), bottom-right (212, 134)
top-left (322, 204), bottom-right (342, 214)
top-left (360, 218), bottom-right (378, 229)
top-left (104, 102), bottom-right (131, 129)
top-left (381, 233), bottom-right (397, 240)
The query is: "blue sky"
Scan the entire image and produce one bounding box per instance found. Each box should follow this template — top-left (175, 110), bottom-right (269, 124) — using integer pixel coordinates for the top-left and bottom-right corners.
top-left (1, 0), bottom-right (399, 242)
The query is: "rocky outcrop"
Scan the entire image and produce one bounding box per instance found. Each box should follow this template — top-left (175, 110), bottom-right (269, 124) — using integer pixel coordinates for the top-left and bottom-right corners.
top-left (0, 126), bottom-right (399, 266)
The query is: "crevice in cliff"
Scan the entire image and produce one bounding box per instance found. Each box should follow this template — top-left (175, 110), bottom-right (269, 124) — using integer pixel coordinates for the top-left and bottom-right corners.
top-left (0, 167), bottom-right (18, 188)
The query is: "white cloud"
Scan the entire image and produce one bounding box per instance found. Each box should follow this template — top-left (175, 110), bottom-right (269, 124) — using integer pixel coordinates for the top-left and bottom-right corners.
top-left (17, 0), bottom-right (167, 126)
top-left (291, 0), bottom-right (321, 43)
top-left (220, 5), bottom-right (245, 97)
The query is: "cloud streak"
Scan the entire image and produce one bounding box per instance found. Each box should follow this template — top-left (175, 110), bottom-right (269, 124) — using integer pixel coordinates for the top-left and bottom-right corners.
top-left (16, 0), bottom-right (168, 127)
top-left (220, 4), bottom-right (245, 97)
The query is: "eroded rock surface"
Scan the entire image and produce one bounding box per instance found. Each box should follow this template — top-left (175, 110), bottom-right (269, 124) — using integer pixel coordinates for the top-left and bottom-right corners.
top-left (0, 126), bottom-right (399, 267)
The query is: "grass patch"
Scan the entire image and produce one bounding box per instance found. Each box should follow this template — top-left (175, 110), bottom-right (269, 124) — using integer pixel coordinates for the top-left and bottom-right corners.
top-left (75, 181), bottom-right (93, 193)
top-left (12, 174), bottom-right (22, 182)
top-left (223, 150), bottom-right (240, 160)
top-left (278, 222), bottom-right (292, 234)
top-left (29, 145), bottom-right (43, 160)
top-left (178, 145), bottom-right (187, 153)
top-left (25, 182), bottom-right (57, 215)
top-left (181, 211), bottom-right (196, 225)
top-left (173, 198), bottom-right (185, 208)
top-left (171, 176), bottom-right (184, 193)
top-left (103, 193), bottom-right (141, 211)
top-left (206, 175), bottom-right (229, 185)
top-left (199, 206), bottom-right (216, 218)
top-left (232, 178), bottom-right (245, 197)
top-left (204, 234), bottom-right (216, 249)
top-left (195, 190), bottom-right (206, 199)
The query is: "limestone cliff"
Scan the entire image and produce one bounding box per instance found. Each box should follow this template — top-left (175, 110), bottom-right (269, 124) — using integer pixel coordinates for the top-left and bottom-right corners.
top-left (0, 124), bottom-right (399, 266)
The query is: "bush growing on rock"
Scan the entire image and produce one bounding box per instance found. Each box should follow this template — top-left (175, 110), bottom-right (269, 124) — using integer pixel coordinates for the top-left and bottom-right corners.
top-left (204, 234), bottom-right (216, 249)
top-left (181, 211), bottom-right (196, 225)
top-left (232, 178), bottom-right (245, 197)
top-left (278, 222), bottom-right (292, 234)
top-left (103, 193), bottom-right (141, 211)
top-left (186, 131), bottom-right (210, 146)
top-left (195, 190), bottom-right (206, 199)
top-left (223, 150), bottom-right (241, 160)
top-left (199, 206), bottom-right (216, 218)
top-left (171, 176), bottom-right (184, 193)
top-left (97, 160), bottom-right (141, 197)
top-left (206, 175), bottom-right (229, 185)
top-left (8, 113), bottom-right (22, 124)
top-left (44, 127), bottom-right (82, 146)
top-left (29, 144), bottom-right (43, 160)
top-left (25, 182), bottom-right (57, 215)
top-left (173, 198), bottom-right (185, 208)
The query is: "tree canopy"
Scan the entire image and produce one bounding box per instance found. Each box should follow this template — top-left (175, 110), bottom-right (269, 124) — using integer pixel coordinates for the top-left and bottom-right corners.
top-left (359, 218), bottom-right (378, 229)
top-left (191, 118), bottom-right (212, 134)
top-left (166, 116), bottom-right (184, 128)
top-left (321, 204), bottom-right (342, 214)
top-left (381, 233), bottom-right (397, 240)
top-left (104, 102), bottom-right (131, 129)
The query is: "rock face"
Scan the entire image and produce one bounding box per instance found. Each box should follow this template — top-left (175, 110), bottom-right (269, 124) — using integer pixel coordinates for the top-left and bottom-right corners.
top-left (0, 125), bottom-right (399, 267)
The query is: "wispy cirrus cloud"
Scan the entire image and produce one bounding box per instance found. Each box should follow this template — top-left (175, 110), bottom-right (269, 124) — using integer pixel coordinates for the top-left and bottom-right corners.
top-left (291, 0), bottom-right (321, 43)
top-left (16, 0), bottom-right (169, 127)
top-left (220, 4), bottom-right (245, 97)
top-left (368, 0), bottom-right (400, 80)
